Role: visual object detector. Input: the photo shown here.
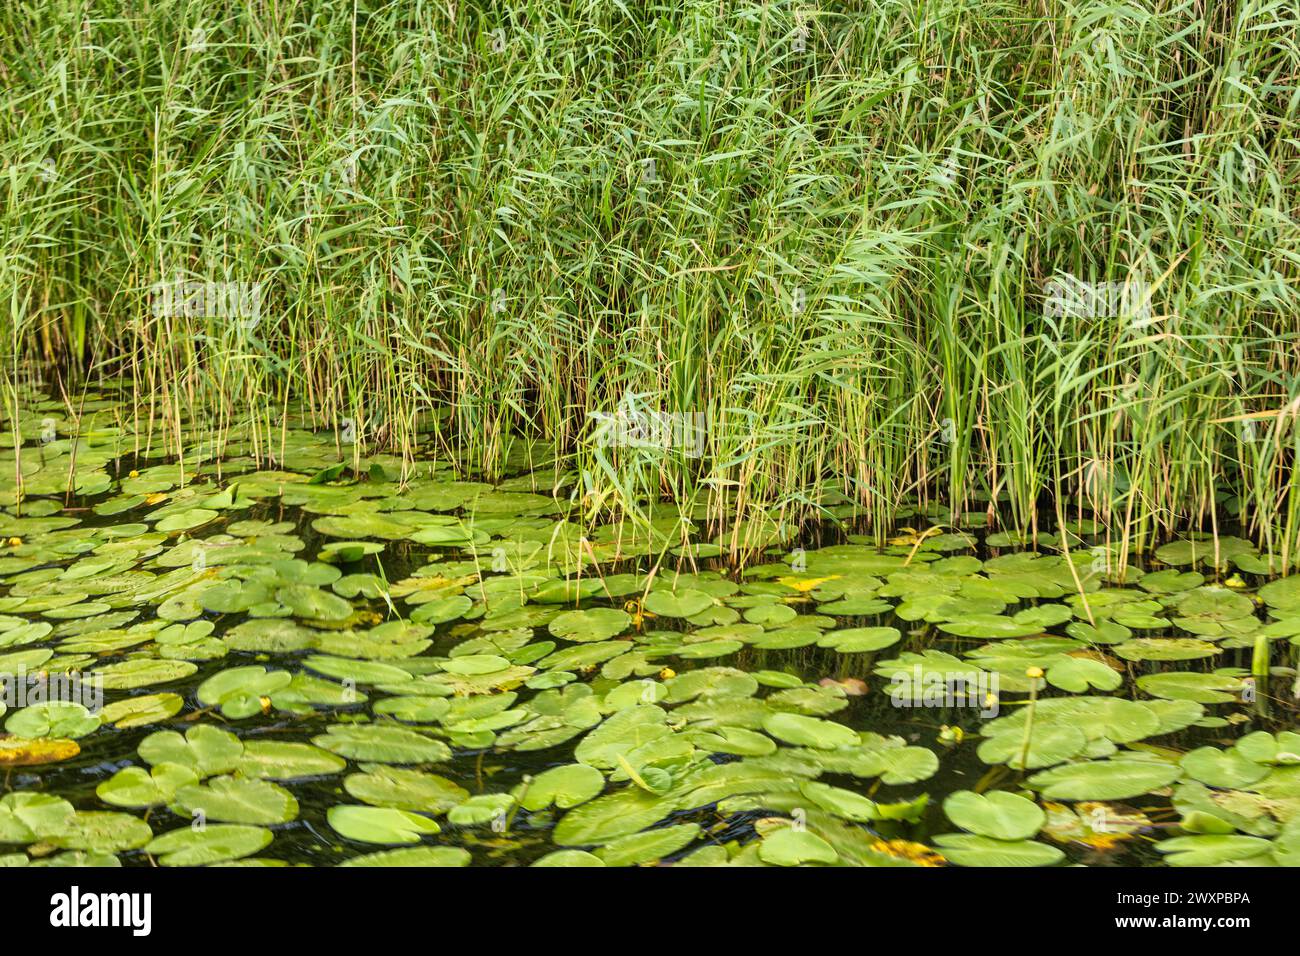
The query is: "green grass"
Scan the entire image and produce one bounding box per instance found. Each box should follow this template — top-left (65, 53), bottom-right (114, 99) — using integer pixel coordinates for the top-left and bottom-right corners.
top-left (2, 0), bottom-right (1299, 560)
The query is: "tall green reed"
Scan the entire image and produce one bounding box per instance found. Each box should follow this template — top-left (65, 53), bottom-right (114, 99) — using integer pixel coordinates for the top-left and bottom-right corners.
top-left (1, 0), bottom-right (1297, 559)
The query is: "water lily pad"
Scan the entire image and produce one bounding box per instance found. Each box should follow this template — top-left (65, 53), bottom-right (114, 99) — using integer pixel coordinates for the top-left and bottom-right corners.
top-left (303, 656), bottom-right (412, 684)
top-left (345, 767), bottom-right (468, 813)
top-left (532, 849), bottom-right (605, 867)
top-left (553, 787), bottom-right (678, 846)
top-left (312, 724), bottom-right (452, 764)
top-left (0, 792), bottom-right (75, 842)
top-left (145, 824), bottom-right (272, 865)
top-left (865, 745), bottom-right (940, 784)
top-left (276, 584), bottom-right (354, 622)
top-left (47, 811), bottom-right (152, 852)
top-left (1113, 638), bottom-right (1221, 662)
top-left (441, 654), bottom-right (511, 675)
top-left (339, 846), bottom-right (470, 867)
top-left (409, 595), bottom-right (473, 624)
top-left (155, 507), bottom-right (219, 533)
top-left (817, 627), bottom-right (901, 653)
top-left (1259, 574), bottom-right (1300, 612)
top-left (97, 764), bottom-right (200, 808)
top-left (758, 827), bottom-right (838, 866)
top-left (447, 793), bottom-right (515, 826)
top-left (982, 696), bottom-right (1161, 746)
top-left (1028, 758), bottom-right (1182, 800)
top-left (1234, 731), bottom-right (1300, 765)
top-left (328, 805), bottom-right (441, 844)
top-left (799, 781), bottom-right (880, 822)
top-left (762, 713), bottom-right (859, 750)
top-left (5, 701), bottom-right (99, 739)
top-left (575, 706), bottom-right (672, 768)
top-left (741, 602), bottom-right (795, 627)
top-left (932, 833), bottom-right (1063, 867)
top-left (938, 615), bottom-right (1043, 638)
top-left (643, 589), bottom-right (713, 618)
top-left (1136, 671), bottom-right (1246, 703)
top-left (223, 619), bottom-right (319, 652)
top-left (1155, 834), bottom-right (1272, 866)
top-left (686, 726), bottom-right (777, 757)
top-left (1045, 657), bottom-right (1122, 693)
top-left (92, 659), bottom-right (197, 690)
top-left (197, 665), bottom-right (292, 718)
top-left (518, 763), bottom-right (605, 811)
top-left (97, 693), bottom-right (184, 729)
top-left (138, 725), bottom-right (243, 777)
top-left (595, 823), bottom-right (700, 865)
top-left (977, 724), bottom-right (1089, 770)
top-left (1179, 747), bottom-right (1270, 789)
top-left (944, 790), bottom-right (1044, 841)
top-left (172, 775), bottom-right (299, 825)
top-left (549, 607), bottom-right (632, 642)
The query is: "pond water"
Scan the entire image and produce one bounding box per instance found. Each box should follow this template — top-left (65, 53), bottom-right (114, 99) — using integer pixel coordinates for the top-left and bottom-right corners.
top-left (2, 391), bottom-right (1299, 867)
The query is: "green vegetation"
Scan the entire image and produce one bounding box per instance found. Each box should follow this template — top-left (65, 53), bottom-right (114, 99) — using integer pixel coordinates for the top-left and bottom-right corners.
top-left (2, 0), bottom-right (1298, 558)
top-left (0, 418), bottom-right (1297, 867)
top-left (0, 1), bottom-right (1299, 870)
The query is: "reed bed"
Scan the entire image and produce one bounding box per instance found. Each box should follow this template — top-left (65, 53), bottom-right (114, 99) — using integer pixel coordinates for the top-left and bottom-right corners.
top-left (1, 0), bottom-right (1298, 558)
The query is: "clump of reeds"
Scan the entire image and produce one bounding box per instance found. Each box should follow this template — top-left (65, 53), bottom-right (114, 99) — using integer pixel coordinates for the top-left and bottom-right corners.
top-left (1, 0), bottom-right (1298, 560)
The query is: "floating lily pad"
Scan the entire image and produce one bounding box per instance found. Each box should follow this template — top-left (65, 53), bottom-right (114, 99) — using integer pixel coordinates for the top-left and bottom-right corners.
top-left (518, 763), bottom-right (605, 811)
top-left (97, 764), bottom-right (200, 808)
top-left (97, 693), bottom-right (184, 729)
top-left (762, 713), bottom-right (859, 750)
top-left (552, 787), bottom-right (677, 846)
top-left (47, 811), bottom-right (152, 853)
top-left (92, 659), bottom-right (198, 690)
top-left (1155, 834), bottom-right (1272, 866)
top-left (235, 742), bottom-right (346, 780)
top-left (1179, 747), bottom-right (1270, 789)
top-left (5, 702), bottom-right (99, 739)
top-left (0, 792), bottom-right (75, 842)
top-left (943, 790), bottom-right (1045, 841)
top-left (345, 767), bottom-right (468, 813)
top-left (817, 627), bottom-right (901, 653)
top-left (643, 589), bottom-right (713, 618)
top-left (312, 724), bottom-right (451, 764)
top-left (172, 776), bottom-right (299, 825)
top-left (978, 724), bottom-right (1089, 770)
top-left (145, 824), bottom-right (272, 865)
top-left (339, 846), bottom-right (470, 867)
top-left (549, 607), bottom-right (632, 642)
top-left (328, 806), bottom-right (441, 844)
top-left (758, 827), bottom-right (838, 866)
top-left (932, 833), bottom-right (1063, 867)
top-left (138, 725), bottom-right (243, 777)
top-left (1028, 758), bottom-right (1182, 801)
top-left (1136, 671), bottom-right (1246, 703)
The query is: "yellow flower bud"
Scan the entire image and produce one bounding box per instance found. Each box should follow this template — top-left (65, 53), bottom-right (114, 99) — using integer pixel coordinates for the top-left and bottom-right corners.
top-left (1026, 666), bottom-right (1044, 679)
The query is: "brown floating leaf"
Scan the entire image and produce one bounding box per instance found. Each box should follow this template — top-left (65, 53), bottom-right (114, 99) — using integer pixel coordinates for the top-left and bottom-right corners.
top-left (869, 838), bottom-right (945, 867)
top-left (0, 735), bottom-right (80, 766)
top-left (1042, 800), bottom-right (1151, 850)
